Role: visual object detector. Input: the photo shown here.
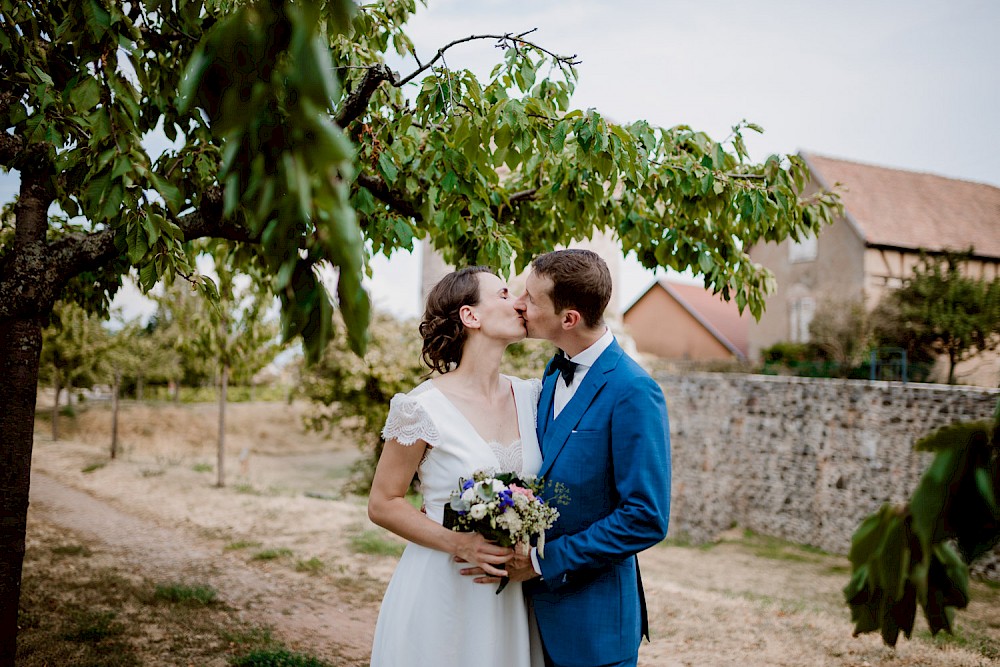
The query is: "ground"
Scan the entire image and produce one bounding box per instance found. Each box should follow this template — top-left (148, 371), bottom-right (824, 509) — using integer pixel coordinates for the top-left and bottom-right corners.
top-left (17, 400), bottom-right (1000, 666)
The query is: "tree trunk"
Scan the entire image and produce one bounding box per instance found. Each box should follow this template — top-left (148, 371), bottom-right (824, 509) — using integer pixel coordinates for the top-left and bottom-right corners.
top-left (0, 317), bottom-right (44, 664)
top-left (136, 370), bottom-right (144, 402)
top-left (948, 349), bottom-right (957, 385)
top-left (172, 378), bottom-right (180, 404)
top-left (217, 363), bottom-right (228, 488)
top-left (111, 369), bottom-right (121, 460)
top-left (51, 371), bottom-right (61, 442)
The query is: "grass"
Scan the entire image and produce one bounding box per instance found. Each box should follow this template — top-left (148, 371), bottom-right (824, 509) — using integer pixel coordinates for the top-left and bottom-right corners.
top-left (19, 516), bottom-right (347, 667)
top-left (916, 627), bottom-right (1000, 661)
top-left (61, 609), bottom-right (125, 642)
top-left (192, 462), bottom-right (214, 473)
top-left (51, 544), bottom-right (91, 557)
top-left (252, 547), bottom-right (293, 561)
top-left (153, 583), bottom-right (218, 606)
top-left (739, 528), bottom-right (829, 563)
top-left (81, 462), bottom-right (105, 473)
top-left (295, 557), bottom-right (325, 574)
top-left (225, 540), bottom-right (263, 551)
top-left (230, 648), bottom-right (333, 667)
top-left (349, 529), bottom-right (405, 557)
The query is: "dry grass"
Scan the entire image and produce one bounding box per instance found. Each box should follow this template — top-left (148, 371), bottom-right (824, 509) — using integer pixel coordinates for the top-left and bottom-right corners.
top-left (51, 399), bottom-right (342, 458)
top-left (16, 516), bottom-right (314, 667)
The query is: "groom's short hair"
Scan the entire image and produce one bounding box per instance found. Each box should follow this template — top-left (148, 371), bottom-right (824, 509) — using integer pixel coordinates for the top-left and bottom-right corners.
top-left (531, 249), bottom-right (612, 328)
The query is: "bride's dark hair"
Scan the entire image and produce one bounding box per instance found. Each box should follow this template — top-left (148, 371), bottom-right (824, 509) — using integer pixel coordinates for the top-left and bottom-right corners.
top-left (419, 266), bottom-right (493, 373)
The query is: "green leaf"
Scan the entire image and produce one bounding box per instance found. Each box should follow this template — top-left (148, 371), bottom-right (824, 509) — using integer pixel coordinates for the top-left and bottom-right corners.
top-left (441, 170), bottom-right (459, 193)
top-left (377, 152), bottom-right (398, 183)
top-left (71, 77), bottom-right (101, 111)
top-left (975, 466), bottom-right (998, 513)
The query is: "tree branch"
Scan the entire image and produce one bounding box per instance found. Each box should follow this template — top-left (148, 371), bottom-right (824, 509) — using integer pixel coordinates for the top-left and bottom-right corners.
top-left (356, 172), bottom-right (421, 220)
top-left (336, 64), bottom-right (396, 128)
top-left (0, 186), bottom-right (254, 320)
top-left (396, 30), bottom-right (580, 87)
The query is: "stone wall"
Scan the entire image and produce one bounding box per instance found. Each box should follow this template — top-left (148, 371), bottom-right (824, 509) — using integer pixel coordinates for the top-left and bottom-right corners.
top-left (656, 372), bottom-right (999, 580)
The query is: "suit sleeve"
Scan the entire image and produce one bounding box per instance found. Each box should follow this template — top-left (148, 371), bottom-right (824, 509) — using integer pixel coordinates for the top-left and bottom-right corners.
top-left (538, 374), bottom-right (671, 590)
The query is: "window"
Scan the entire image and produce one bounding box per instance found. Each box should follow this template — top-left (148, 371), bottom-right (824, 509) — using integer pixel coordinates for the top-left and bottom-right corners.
top-left (789, 297), bottom-right (816, 343)
top-left (789, 234), bottom-right (818, 263)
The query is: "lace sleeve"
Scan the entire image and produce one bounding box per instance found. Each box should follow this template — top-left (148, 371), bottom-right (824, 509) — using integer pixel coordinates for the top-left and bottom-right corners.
top-left (382, 394), bottom-right (440, 446)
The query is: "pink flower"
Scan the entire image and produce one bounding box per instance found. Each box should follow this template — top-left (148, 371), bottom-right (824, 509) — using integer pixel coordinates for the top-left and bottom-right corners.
top-left (508, 484), bottom-right (535, 501)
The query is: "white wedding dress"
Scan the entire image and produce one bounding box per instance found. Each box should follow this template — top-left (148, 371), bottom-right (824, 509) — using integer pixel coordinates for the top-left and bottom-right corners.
top-left (369, 376), bottom-right (545, 667)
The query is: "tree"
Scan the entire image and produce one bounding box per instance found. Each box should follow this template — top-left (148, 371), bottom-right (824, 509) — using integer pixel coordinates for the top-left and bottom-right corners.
top-left (38, 301), bottom-right (110, 440)
top-left (807, 297), bottom-right (871, 377)
top-left (188, 244), bottom-right (281, 487)
top-left (0, 0), bottom-right (838, 658)
top-left (873, 252), bottom-right (1000, 385)
top-left (300, 311), bottom-right (426, 491)
top-left (844, 400), bottom-right (1000, 647)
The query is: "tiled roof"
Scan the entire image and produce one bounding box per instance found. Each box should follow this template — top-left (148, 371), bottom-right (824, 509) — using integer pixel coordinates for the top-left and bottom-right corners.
top-left (802, 153), bottom-right (1000, 259)
top-left (625, 279), bottom-right (749, 357)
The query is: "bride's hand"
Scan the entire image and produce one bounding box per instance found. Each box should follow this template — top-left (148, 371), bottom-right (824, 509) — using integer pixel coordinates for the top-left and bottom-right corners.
top-left (452, 532), bottom-right (512, 578)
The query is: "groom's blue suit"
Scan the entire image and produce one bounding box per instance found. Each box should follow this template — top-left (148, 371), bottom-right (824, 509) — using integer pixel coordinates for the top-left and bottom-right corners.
top-left (527, 338), bottom-right (671, 667)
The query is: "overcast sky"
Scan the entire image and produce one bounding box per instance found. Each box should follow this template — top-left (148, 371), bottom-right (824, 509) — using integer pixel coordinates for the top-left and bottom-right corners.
top-left (4, 0), bottom-right (997, 320)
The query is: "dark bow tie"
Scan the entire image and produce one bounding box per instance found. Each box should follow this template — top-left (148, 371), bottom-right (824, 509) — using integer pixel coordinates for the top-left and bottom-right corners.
top-left (546, 352), bottom-right (579, 385)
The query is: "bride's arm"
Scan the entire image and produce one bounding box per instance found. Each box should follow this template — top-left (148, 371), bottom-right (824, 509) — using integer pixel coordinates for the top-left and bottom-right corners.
top-left (367, 439), bottom-right (513, 577)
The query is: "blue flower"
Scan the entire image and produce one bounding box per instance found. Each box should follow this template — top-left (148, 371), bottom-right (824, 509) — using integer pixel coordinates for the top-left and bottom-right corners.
top-left (499, 490), bottom-right (514, 509)
top-left (461, 479), bottom-right (475, 491)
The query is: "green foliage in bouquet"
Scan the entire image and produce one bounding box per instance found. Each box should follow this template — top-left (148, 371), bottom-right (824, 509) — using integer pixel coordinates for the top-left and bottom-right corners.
top-left (844, 400), bottom-right (1000, 646)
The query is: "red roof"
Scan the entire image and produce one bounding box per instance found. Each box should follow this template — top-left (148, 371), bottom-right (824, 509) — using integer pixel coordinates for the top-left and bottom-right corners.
top-left (625, 279), bottom-right (749, 358)
top-left (803, 153), bottom-right (1000, 259)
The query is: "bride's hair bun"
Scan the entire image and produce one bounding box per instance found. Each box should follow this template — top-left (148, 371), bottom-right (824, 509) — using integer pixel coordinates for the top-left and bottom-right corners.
top-left (419, 266), bottom-right (492, 373)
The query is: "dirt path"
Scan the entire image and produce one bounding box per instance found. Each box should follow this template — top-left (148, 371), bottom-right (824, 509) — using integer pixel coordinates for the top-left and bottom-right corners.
top-left (29, 471), bottom-right (377, 664)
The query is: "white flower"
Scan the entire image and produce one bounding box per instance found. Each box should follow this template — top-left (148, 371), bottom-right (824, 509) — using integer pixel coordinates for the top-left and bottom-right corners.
top-left (470, 504), bottom-right (488, 520)
top-left (491, 480), bottom-right (506, 494)
top-left (501, 508), bottom-right (523, 533)
top-left (461, 488), bottom-right (475, 503)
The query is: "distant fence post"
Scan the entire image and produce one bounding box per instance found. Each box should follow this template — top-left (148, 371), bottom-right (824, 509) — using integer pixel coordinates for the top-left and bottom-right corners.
top-left (870, 347), bottom-right (908, 382)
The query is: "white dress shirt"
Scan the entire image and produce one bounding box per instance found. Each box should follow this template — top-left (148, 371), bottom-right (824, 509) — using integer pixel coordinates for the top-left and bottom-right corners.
top-left (552, 327), bottom-right (614, 418)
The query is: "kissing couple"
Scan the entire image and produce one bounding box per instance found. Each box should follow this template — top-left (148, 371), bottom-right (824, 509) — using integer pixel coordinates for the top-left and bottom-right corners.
top-left (367, 249), bottom-right (671, 667)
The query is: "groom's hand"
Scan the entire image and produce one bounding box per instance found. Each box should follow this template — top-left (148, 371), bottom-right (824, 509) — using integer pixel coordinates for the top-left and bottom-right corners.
top-left (506, 554), bottom-right (540, 582)
top-left (456, 561), bottom-right (503, 584)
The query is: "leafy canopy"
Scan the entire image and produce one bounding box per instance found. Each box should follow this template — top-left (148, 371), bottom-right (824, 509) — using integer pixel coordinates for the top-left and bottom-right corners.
top-left (1, 0), bottom-right (838, 365)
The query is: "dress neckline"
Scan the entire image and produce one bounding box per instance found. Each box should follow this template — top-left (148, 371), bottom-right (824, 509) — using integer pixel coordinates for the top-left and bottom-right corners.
top-left (427, 377), bottom-right (523, 451)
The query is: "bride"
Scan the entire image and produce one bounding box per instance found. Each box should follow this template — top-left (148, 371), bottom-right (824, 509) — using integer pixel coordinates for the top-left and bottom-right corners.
top-left (368, 266), bottom-right (544, 667)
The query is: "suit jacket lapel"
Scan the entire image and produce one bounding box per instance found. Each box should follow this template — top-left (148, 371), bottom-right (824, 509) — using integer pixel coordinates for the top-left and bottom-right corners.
top-left (538, 341), bottom-right (623, 479)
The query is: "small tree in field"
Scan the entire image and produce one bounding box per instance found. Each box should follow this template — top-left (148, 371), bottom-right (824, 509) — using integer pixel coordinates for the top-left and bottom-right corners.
top-left (181, 245), bottom-right (281, 487)
top-left (38, 302), bottom-right (109, 440)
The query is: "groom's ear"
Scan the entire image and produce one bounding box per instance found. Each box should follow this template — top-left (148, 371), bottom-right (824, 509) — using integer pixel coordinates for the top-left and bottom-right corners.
top-left (560, 309), bottom-right (582, 330)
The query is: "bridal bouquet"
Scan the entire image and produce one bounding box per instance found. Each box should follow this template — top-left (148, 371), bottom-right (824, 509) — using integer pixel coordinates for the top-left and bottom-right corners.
top-left (444, 470), bottom-right (563, 593)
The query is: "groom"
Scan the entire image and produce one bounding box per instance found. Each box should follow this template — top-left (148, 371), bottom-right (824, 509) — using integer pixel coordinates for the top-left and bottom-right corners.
top-left (510, 248), bottom-right (671, 667)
